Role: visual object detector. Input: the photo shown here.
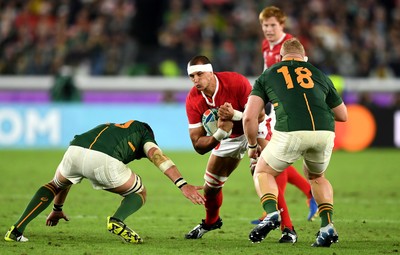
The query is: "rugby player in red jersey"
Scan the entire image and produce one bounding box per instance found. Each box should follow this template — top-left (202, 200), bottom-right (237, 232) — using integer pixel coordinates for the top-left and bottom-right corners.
top-left (184, 55), bottom-right (269, 239)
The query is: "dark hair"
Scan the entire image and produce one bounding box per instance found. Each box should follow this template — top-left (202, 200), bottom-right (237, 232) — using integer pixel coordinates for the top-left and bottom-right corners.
top-left (188, 55), bottom-right (211, 66)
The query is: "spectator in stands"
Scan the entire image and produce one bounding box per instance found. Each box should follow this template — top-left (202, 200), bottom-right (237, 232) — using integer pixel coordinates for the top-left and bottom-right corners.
top-left (0, 0), bottom-right (398, 78)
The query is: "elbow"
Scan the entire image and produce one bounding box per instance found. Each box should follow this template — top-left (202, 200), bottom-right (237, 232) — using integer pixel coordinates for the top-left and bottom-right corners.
top-left (195, 148), bottom-right (209, 155)
top-left (335, 116), bottom-right (346, 122)
top-left (193, 145), bottom-right (210, 155)
top-left (333, 104), bottom-right (348, 122)
top-left (242, 114), bottom-right (252, 126)
top-left (197, 150), bottom-right (208, 155)
top-left (336, 112), bottom-right (348, 122)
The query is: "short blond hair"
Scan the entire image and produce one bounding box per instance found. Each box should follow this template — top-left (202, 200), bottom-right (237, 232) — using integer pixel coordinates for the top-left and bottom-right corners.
top-left (280, 38), bottom-right (305, 57)
top-left (259, 6), bottom-right (286, 24)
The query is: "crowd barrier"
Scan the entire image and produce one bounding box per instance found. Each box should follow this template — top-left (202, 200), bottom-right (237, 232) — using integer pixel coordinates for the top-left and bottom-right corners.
top-left (0, 76), bottom-right (399, 150)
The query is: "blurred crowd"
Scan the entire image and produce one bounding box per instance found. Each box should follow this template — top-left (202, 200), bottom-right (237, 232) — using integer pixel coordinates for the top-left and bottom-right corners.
top-left (1, 0), bottom-right (399, 77)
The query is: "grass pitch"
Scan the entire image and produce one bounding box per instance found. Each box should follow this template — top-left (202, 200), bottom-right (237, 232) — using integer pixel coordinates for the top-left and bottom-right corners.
top-left (0, 148), bottom-right (399, 255)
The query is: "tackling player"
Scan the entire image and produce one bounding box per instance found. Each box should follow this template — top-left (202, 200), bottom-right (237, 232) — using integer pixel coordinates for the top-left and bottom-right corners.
top-left (5, 120), bottom-right (205, 243)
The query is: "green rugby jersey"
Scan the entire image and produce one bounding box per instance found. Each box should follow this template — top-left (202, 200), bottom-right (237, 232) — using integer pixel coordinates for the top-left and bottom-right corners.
top-left (251, 59), bottom-right (343, 132)
top-left (70, 120), bottom-right (157, 164)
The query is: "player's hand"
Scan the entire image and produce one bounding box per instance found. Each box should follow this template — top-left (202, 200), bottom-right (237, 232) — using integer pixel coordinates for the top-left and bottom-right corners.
top-left (46, 210), bottom-right (70, 226)
top-left (218, 103), bottom-right (234, 120)
top-left (247, 145), bottom-right (260, 159)
top-left (249, 157), bottom-right (258, 175)
top-left (180, 184), bottom-right (206, 205)
top-left (217, 118), bottom-right (233, 133)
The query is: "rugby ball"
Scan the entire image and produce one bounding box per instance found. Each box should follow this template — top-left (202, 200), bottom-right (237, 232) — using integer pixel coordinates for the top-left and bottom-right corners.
top-left (202, 108), bottom-right (219, 135)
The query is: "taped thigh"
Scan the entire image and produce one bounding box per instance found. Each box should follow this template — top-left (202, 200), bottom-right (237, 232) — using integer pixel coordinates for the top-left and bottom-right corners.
top-left (303, 131), bottom-right (334, 174)
top-left (204, 170), bottom-right (228, 188)
top-left (304, 160), bottom-right (329, 174)
top-left (261, 148), bottom-right (291, 172)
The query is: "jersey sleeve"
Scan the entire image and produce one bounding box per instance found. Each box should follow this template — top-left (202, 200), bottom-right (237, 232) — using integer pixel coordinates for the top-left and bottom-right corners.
top-left (185, 92), bottom-right (203, 129)
top-left (251, 74), bottom-right (269, 104)
top-left (325, 76), bottom-right (343, 109)
top-left (237, 74), bottom-right (253, 109)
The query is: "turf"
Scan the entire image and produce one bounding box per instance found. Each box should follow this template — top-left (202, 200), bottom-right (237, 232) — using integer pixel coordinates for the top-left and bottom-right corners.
top-left (0, 148), bottom-right (399, 255)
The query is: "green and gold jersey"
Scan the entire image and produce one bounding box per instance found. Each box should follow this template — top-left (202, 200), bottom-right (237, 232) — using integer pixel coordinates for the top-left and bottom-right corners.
top-left (251, 60), bottom-right (343, 132)
top-left (70, 120), bottom-right (157, 164)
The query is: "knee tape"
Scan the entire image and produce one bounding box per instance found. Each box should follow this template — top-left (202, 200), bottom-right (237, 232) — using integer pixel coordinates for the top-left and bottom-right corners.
top-left (121, 174), bottom-right (144, 197)
top-left (53, 175), bottom-right (71, 189)
top-left (204, 171), bottom-right (228, 188)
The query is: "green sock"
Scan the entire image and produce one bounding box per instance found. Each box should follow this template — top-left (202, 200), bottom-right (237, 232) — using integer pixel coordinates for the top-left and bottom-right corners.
top-left (261, 193), bottom-right (278, 214)
top-left (113, 193), bottom-right (144, 221)
top-left (318, 203), bottom-right (334, 227)
top-left (15, 184), bottom-right (56, 232)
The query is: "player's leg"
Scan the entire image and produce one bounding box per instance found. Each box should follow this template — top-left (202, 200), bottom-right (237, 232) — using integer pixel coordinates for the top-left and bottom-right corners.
top-left (303, 131), bottom-right (338, 247)
top-left (275, 170), bottom-right (288, 230)
top-left (205, 155), bottom-right (239, 224)
top-left (106, 172), bottom-right (145, 244)
top-left (286, 165), bottom-right (318, 221)
top-left (185, 154), bottom-right (240, 239)
top-left (249, 130), bottom-right (303, 243)
top-left (249, 156), bottom-right (282, 243)
top-left (107, 172), bottom-right (146, 221)
top-left (4, 181), bottom-right (65, 242)
top-left (249, 135), bottom-right (270, 224)
top-left (275, 171), bottom-right (297, 243)
top-left (306, 167), bottom-right (338, 247)
top-left (250, 169), bottom-right (289, 225)
top-left (286, 165), bottom-right (312, 198)
top-left (185, 136), bottom-right (247, 239)
top-left (5, 149), bottom-right (76, 242)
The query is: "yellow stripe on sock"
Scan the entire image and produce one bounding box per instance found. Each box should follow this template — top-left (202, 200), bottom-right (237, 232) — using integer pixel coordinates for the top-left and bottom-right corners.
top-left (16, 202), bottom-right (43, 228)
top-left (318, 205), bottom-right (333, 214)
top-left (44, 184), bottom-right (57, 196)
top-left (260, 193), bottom-right (277, 204)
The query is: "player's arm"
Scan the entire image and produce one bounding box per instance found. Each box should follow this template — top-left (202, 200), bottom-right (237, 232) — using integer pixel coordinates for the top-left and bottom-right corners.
top-left (52, 186), bottom-right (70, 207)
top-left (46, 186), bottom-right (71, 226)
top-left (218, 102), bottom-right (243, 121)
top-left (189, 118), bottom-right (233, 155)
top-left (219, 102), bottom-right (265, 122)
top-left (189, 126), bottom-right (220, 154)
top-left (143, 142), bottom-right (205, 204)
top-left (243, 95), bottom-right (266, 158)
top-left (332, 102), bottom-right (347, 122)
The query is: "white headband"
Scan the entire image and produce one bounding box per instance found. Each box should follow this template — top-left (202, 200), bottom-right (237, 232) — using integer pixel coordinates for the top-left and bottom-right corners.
top-left (187, 63), bottom-right (213, 75)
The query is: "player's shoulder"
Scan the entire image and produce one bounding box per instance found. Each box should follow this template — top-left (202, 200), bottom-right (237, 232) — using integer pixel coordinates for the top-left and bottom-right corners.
top-left (215, 71), bottom-right (241, 77)
top-left (285, 33), bottom-right (294, 40)
top-left (216, 72), bottom-right (250, 87)
top-left (304, 62), bottom-right (324, 74)
top-left (262, 39), bottom-right (270, 48)
top-left (185, 88), bottom-right (203, 106)
top-left (186, 86), bottom-right (201, 99)
top-left (215, 71), bottom-right (247, 80)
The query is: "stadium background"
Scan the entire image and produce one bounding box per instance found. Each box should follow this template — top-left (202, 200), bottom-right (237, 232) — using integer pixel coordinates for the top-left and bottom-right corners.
top-left (0, 0), bottom-right (399, 151)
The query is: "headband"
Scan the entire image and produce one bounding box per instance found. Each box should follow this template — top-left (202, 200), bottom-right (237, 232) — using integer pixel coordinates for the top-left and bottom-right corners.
top-left (187, 63), bottom-right (213, 75)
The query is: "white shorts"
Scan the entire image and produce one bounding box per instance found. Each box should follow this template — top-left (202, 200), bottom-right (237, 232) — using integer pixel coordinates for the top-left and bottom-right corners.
top-left (212, 120), bottom-right (270, 159)
top-left (212, 134), bottom-right (248, 159)
top-left (261, 130), bottom-right (335, 174)
top-left (57, 146), bottom-right (133, 190)
top-left (256, 117), bottom-right (271, 140)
